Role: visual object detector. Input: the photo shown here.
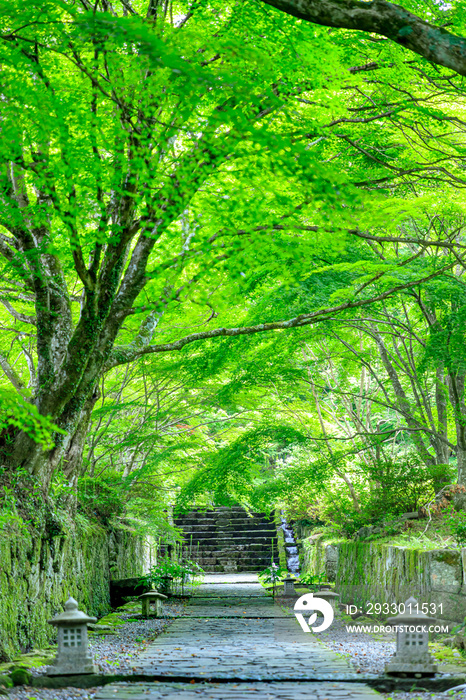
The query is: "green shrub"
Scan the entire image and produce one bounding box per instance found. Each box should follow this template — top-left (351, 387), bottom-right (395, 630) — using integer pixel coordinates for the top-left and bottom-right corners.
top-left (363, 457), bottom-right (432, 518)
top-left (319, 457), bottom-right (435, 537)
top-left (140, 556), bottom-right (204, 593)
top-left (298, 570), bottom-right (326, 590)
top-left (446, 509), bottom-right (466, 547)
top-left (258, 563), bottom-right (288, 596)
top-left (426, 463), bottom-right (455, 494)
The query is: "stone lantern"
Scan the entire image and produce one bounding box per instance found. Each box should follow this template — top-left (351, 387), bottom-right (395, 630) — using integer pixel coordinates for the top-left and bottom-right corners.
top-left (139, 590), bottom-right (167, 618)
top-left (160, 574), bottom-right (173, 596)
top-left (47, 597), bottom-right (98, 676)
top-left (283, 577), bottom-right (297, 596)
top-left (317, 587), bottom-right (340, 611)
top-left (385, 596), bottom-right (437, 677)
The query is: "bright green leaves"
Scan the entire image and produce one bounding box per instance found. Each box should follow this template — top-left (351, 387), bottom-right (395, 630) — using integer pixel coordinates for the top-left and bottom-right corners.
top-left (176, 424), bottom-right (308, 508)
top-left (0, 388), bottom-right (62, 450)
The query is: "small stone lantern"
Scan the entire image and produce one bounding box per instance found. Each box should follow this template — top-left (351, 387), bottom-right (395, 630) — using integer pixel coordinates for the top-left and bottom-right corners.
top-left (385, 596), bottom-right (437, 677)
top-left (47, 597), bottom-right (97, 676)
top-left (283, 577), bottom-right (297, 596)
top-left (160, 574), bottom-right (173, 596)
top-left (318, 587), bottom-right (340, 611)
top-left (139, 590), bottom-right (167, 618)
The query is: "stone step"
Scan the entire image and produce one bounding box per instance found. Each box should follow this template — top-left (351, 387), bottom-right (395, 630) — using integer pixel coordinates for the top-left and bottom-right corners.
top-left (187, 539), bottom-right (277, 552)
top-left (176, 507), bottom-right (272, 516)
top-left (175, 507), bottom-right (278, 574)
top-left (194, 552), bottom-right (276, 562)
top-left (183, 547), bottom-right (277, 557)
top-left (186, 558), bottom-right (277, 567)
top-left (182, 551), bottom-right (277, 560)
top-left (175, 510), bottom-right (273, 520)
top-left (194, 560), bottom-right (275, 569)
top-left (193, 553), bottom-right (275, 562)
top-left (204, 562), bottom-right (278, 574)
top-left (175, 518), bottom-right (275, 529)
top-left (202, 564), bottom-right (277, 572)
top-left (178, 523), bottom-right (276, 533)
top-left (174, 510), bottom-right (269, 517)
top-left (193, 551), bottom-right (276, 560)
top-left (179, 518), bottom-right (276, 526)
top-left (181, 534), bottom-right (277, 543)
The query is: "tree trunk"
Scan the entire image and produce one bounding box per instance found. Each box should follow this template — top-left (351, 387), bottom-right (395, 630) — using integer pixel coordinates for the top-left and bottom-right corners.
top-left (5, 384), bottom-right (100, 493)
top-left (62, 388), bottom-right (101, 483)
top-left (449, 372), bottom-right (466, 491)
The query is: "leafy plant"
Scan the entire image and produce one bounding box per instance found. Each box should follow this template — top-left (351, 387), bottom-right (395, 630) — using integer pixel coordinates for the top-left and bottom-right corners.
top-left (298, 571), bottom-right (327, 590)
top-left (140, 556), bottom-right (204, 594)
top-left (258, 563), bottom-right (288, 597)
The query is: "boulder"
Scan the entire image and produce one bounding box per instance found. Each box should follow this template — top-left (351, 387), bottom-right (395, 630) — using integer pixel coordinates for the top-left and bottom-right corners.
top-left (11, 667), bottom-right (33, 686)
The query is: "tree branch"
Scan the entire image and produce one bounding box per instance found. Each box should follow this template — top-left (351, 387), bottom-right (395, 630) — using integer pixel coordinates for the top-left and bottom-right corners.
top-left (260, 0), bottom-right (466, 77)
top-left (109, 259), bottom-right (457, 366)
top-left (0, 352), bottom-right (27, 397)
top-left (0, 300), bottom-right (36, 325)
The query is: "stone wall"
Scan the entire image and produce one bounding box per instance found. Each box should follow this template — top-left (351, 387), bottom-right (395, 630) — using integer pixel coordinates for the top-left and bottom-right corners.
top-left (0, 518), bottom-right (151, 660)
top-left (302, 535), bottom-right (466, 623)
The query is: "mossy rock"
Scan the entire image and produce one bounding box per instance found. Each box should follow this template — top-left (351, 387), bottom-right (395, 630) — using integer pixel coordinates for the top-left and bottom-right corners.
top-left (11, 667), bottom-right (33, 685)
top-left (0, 675), bottom-right (13, 689)
top-left (12, 651), bottom-right (55, 668)
top-left (116, 602), bottom-right (140, 611)
top-left (434, 551), bottom-right (460, 567)
top-left (88, 629), bottom-right (118, 636)
top-left (96, 613), bottom-right (125, 627)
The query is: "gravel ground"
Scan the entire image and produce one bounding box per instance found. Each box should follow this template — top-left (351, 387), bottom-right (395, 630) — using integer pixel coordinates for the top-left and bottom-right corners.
top-left (8, 688), bottom-right (99, 700)
top-left (87, 602), bottom-right (185, 676)
top-left (380, 692), bottom-right (466, 700)
top-left (313, 612), bottom-right (397, 675)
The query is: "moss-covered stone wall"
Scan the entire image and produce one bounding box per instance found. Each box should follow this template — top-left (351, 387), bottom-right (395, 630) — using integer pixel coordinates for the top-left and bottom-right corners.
top-left (301, 536), bottom-right (466, 623)
top-left (0, 518), bottom-right (149, 660)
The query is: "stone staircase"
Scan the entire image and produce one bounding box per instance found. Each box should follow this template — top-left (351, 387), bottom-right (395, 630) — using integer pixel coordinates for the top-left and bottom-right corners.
top-left (175, 507), bottom-right (279, 572)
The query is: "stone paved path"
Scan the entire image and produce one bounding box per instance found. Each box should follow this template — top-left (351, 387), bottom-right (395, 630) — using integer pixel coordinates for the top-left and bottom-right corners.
top-left (95, 574), bottom-right (380, 700)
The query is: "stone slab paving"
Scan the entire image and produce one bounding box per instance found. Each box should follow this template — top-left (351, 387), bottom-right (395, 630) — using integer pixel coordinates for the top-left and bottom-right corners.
top-left (184, 603), bottom-right (288, 617)
top-left (191, 583), bottom-right (267, 597)
top-left (95, 574), bottom-right (380, 699)
top-left (95, 681), bottom-right (379, 699)
top-left (203, 574), bottom-right (261, 583)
